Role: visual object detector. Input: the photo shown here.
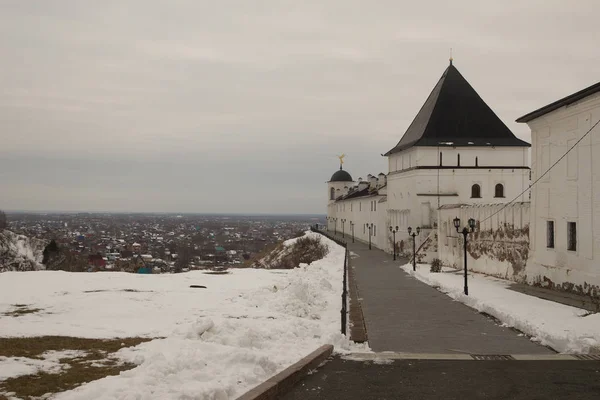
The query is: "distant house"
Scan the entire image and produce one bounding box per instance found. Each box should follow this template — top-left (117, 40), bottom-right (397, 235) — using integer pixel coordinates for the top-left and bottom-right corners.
top-left (132, 242), bottom-right (142, 253)
top-left (88, 254), bottom-right (106, 268)
top-left (215, 246), bottom-right (228, 262)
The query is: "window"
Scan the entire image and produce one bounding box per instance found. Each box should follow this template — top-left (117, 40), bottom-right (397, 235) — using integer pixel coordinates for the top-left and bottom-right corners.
top-left (457, 153), bottom-right (460, 166)
top-left (363, 224), bottom-right (365, 234)
top-left (330, 187), bottom-right (335, 200)
top-left (370, 201), bottom-right (373, 212)
top-left (494, 184), bottom-right (504, 198)
top-left (546, 221), bottom-right (554, 248)
top-left (359, 202), bottom-right (361, 212)
top-left (475, 156), bottom-right (478, 167)
top-left (439, 152), bottom-right (443, 166)
top-left (351, 203), bottom-right (353, 212)
top-left (471, 184), bottom-right (481, 198)
top-left (374, 201), bottom-right (377, 212)
top-left (374, 225), bottom-right (376, 236)
top-left (567, 222), bottom-right (577, 251)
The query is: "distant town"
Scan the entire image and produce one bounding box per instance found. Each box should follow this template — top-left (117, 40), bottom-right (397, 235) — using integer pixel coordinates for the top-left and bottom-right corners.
top-left (5, 212), bottom-right (324, 273)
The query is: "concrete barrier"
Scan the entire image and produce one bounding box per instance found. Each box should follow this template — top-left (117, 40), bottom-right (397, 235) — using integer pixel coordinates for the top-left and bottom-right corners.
top-left (236, 344), bottom-right (334, 400)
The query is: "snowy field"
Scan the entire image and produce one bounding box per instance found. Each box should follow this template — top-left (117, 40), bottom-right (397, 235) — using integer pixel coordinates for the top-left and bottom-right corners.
top-left (0, 232), bottom-right (364, 399)
top-left (401, 263), bottom-right (600, 354)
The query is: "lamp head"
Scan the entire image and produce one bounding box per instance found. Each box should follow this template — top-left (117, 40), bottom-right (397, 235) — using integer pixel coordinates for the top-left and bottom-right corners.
top-left (395, 226), bottom-right (399, 231)
top-left (416, 227), bottom-right (421, 235)
top-left (468, 218), bottom-right (476, 230)
top-left (389, 226), bottom-right (392, 232)
top-left (453, 217), bottom-right (461, 232)
top-left (407, 226), bottom-right (412, 235)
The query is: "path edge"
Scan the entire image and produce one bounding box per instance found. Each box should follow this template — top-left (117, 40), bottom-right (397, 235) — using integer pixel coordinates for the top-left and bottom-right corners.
top-left (236, 344), bottom-right (334, 400)
top-left (348, 254), bottom-right (368, 342)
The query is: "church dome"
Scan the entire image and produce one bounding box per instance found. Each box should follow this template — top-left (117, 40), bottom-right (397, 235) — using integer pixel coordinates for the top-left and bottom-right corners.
top-left (329, 168), bottom-right (353, 182)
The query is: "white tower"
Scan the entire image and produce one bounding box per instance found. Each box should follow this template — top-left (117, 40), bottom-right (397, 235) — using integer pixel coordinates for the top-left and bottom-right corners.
top-left (326, 160), bottom-right (354, 234)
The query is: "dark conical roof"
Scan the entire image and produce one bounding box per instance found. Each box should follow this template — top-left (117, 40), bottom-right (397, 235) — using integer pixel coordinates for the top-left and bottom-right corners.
top-left (385, 62), bottom-right (530, 155)
top-left (329, 167), bottom-right (353, 182)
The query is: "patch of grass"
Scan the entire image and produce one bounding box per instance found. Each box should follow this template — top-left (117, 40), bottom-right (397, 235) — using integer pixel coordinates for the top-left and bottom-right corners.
top-left (2, 361), bottom-right (134, 398)
top-left (0, 336), bottom-right (153, 399)
top-left (83, 289), bottom-right (154, 293)
top-left (2, 304), bottom-right (43, 317)
top-left (0, 336), bottom-right (151, 359)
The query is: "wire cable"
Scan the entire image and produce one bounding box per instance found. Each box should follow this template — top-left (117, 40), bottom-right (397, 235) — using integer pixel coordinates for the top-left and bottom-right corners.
top-left (479, 118), bottom-right (600, 224)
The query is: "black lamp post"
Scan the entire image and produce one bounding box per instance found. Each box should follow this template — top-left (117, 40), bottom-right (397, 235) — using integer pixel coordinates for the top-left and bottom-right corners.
top-left (407, 226), bottom-right (421, 271)
top-left (350, 221), bottom-right (355, 243)
top-left (334, 218), bottom-right (338, 235)
top-left (389, 225), bottom-right (399, 261)
top-left (454, 217), bottom-right (476, 296)
top-left (341, 219), bottom-right (346, 238)
top-left (365, 223), bottom-right (373, 250)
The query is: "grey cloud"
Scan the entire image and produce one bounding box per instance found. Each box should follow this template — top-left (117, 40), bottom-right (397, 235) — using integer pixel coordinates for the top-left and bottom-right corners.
top-left (1, 0), bottom-right (599, 213)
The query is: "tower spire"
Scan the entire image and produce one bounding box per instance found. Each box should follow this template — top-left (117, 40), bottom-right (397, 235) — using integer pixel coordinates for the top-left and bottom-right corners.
top-left (449, 48), bottom-right (453, 66)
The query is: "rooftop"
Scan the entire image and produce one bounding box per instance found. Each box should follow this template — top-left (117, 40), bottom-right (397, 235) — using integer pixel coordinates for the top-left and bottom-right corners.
top-left (516, 81), bottom-right (600, 123)
top-left (385, 62), bottom-right (530, 155)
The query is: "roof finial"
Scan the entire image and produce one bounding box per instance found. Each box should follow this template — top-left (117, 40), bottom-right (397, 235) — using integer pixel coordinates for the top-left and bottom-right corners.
top-left (337, 153), bottom-right (346, 169)
top-left (449, 48), bottom-right (453, 65)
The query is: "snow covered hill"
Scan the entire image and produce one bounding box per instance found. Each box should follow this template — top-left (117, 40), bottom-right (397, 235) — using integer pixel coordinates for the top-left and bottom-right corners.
top-left (0, 231), bottom-right (366, 399)
top-left (0, 230), bottom-right (47, 272)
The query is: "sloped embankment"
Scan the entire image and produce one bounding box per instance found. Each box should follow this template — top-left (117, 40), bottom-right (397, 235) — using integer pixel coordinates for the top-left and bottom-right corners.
top-left (253, 232), bottom-right (329, 269)
top-left (0, 230), bottom-right (47, 272)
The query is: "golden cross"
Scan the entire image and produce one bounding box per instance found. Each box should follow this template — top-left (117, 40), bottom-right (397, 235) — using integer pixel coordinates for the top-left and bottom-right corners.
top-left (337, 154), bottom-right (346, 165)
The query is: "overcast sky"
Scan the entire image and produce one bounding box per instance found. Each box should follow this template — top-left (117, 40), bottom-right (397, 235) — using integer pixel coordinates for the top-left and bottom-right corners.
top-left (1, 1), bottom-right (598, 214)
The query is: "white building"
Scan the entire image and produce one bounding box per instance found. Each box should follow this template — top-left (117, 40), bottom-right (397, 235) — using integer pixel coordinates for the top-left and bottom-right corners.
top-left (517, 82), bottom-right (600, 294)
top-left (327, 60), bottom-right (531, 255)
top-left (326, 168), bottom-right (389, 250)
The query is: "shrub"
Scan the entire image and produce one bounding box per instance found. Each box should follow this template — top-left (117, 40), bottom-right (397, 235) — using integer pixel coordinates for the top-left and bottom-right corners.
top-left (430, 258), bottom-right (443, 273)
top-left (256, 236), bottom-right (329, 269)
top-left (0, 210), bottom-right (6, 230)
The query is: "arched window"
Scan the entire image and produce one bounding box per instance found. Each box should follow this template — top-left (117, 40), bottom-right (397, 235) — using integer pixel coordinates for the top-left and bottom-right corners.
top-left (495, 184), bottom-right (504, 198)
top-left (457, 154), bottom-right (460, 166)
top-left (471, 184), bottom-right (481, 198)
top-left (475, 156), bottom-right (478, 167)
top-left (330, 187), bottom-right (335, 200)
top-left (439, 152), bottom-right (443, 166)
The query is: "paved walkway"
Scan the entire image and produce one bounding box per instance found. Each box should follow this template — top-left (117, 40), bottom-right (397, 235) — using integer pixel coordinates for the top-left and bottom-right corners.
top-left (334, 232), bottom-right (551, 355)
top-left (282, 356), bottom-right (600, 400)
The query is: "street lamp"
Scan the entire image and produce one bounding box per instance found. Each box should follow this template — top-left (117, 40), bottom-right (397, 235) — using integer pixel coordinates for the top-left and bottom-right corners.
top-left (407, 226), bottom-right (421, 271)
top-left (454, 217), bottom-right (476, 295)
top-left (365, 223), bottom-right (373, 250)
top-left (389, 225), bottom-right (399, 261)
top-left (350, 221), bottom-right (355, 243)
top-left (341, 219), bottom-right (346, 238)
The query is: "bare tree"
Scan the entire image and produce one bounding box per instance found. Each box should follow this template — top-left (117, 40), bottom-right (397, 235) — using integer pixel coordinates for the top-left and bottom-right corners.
top-left (0, 210), bottom-right (7, 230)
top-left (174, 244), bottom-right (192, 273)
